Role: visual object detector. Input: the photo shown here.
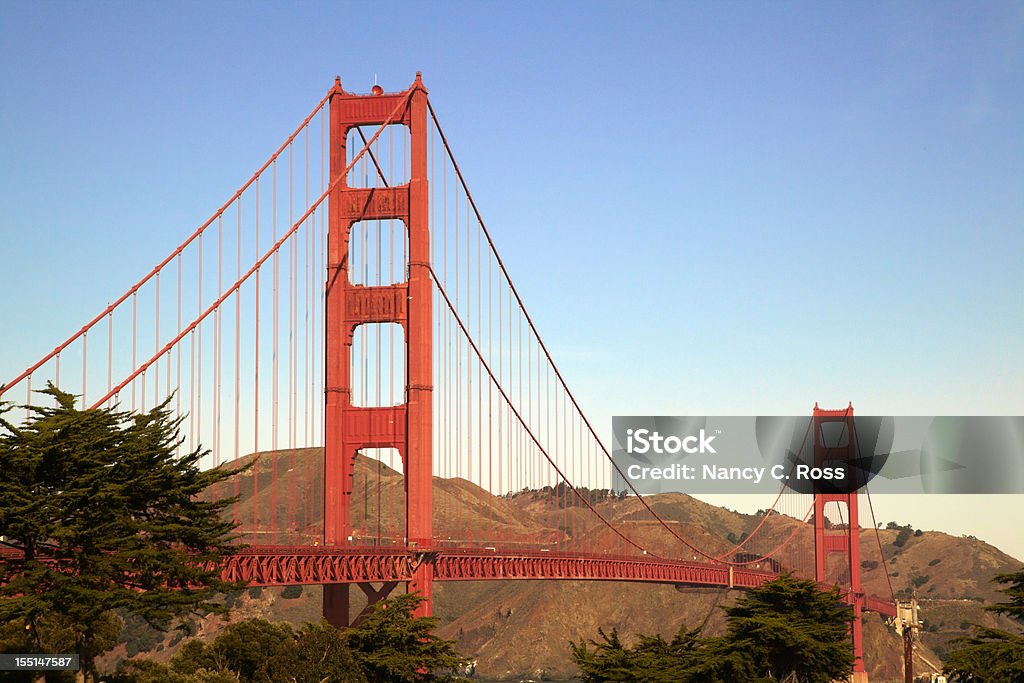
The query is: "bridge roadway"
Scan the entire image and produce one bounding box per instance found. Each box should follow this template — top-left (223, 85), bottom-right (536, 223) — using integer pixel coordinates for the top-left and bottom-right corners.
top-left (1, 544), bottom-right (895, 616)
top-left (220, 546), bottom-right (897, 617)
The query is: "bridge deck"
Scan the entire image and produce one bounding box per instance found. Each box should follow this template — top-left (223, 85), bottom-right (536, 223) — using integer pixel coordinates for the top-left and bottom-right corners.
top-left (219, 546), bottom-right (897, 617)
top-left (0, 545), bottom-right (897, 617)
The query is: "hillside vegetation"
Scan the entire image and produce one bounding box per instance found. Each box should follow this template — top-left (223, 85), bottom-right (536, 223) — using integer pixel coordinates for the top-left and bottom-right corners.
top-left (125, 448), bottom-right (1023, 681)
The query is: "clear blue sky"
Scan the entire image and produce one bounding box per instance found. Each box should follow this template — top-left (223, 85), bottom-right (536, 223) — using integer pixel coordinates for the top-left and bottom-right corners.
top-left (2, 2), bottom-right (1022, 558)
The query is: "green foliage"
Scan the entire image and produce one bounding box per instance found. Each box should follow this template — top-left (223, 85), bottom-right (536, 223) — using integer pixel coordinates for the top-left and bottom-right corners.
top-left (0, 613), bottom-right (122, 683)
top-left (571, 575), bottom-right (852, 683)
top-left (118, 612), bottom-right (166, 658)
top-left (987, 569), bottom-right (1024, 624)
top-left (571, 626), bottom-right (758, 683)
top-left (344, 593), bottom-right (469, 682)
top-left (110, 658), bottom-right (240, 683)
top-left (172, 618), bottom-right (294, 680)
top-left (944, 570), bottom-right (1024, 681)
top-left (0, 385), bottom-right (244, 679)
top-left (571, 627), bottom-right (642, 682)
top-left (266, 620), bottom-right (365, 683)
top-left (722, 574), bottom-right (853, 683)
top-left (280, 584), bottom-right (303, 600)
top-left (115, 603), bottom-right (466, 683)
top-left (171, 617), bottom-right (365, 682)
top-left (912, 575), bottom-right (930, 588)
top-left (944, 626), bottom-right (1024, 682)
top-left (223, 590), bottom-right (245, 609)
top-left (893, 527), bottom-right (913, 547)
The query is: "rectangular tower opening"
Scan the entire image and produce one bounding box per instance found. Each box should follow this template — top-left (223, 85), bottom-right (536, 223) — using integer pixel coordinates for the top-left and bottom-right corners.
top-left (348, 219), bottom-right (408, 286)
top-left (350, 447), bottom-right (406, 546)
top-left (346, 125), bottom-right (411, 188)
top-left (350, 322), bottom-right (405, 407)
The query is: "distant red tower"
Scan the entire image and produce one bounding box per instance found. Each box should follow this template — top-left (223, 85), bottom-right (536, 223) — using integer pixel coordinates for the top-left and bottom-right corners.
top-left (813, 403), bottom-right (867, 682)
top-left (323, 74), bottom-right (433, 626)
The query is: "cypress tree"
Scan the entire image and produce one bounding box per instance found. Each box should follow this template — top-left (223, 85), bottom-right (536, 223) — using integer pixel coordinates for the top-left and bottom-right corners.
top-left (343, 593), bottom-right (469, 682)
top-left (571, 574), bottom-right (853, 682)
top-left (721, 574), bottom-right (854, 683)
top-left (944, 570), bottom-right (1024, 682)
top-left (0, 385), bottom-right (243, 682)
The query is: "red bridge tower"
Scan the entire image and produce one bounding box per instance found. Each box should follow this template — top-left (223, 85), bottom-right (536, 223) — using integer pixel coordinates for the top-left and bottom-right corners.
top-left (323, 74), bottom-right (433, 626)
top-left (813, 403), bottom-right (868, 682)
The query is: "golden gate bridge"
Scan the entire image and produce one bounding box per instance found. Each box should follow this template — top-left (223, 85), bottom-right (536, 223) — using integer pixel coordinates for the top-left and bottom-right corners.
top-left (0, 73), bottom-right (897, 681)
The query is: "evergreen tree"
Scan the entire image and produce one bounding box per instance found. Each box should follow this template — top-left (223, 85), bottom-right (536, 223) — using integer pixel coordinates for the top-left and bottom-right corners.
top-left (0, 386), bottom-right (243, 682)
top-left (987, 570), bottom-right (1024, 622)
top-left (571, 625), bottom-right (760, 682)
top-left (171, 618), bottom-right (294, 681)
top-left (721, 574), bottom-right (853, 683)
top-left (109, 658), bottom-right (238, 683)
top-left (344, 593), bottom-right (469, 682)
top-left (118, 607), bottom-right (460, 683)
top-left (167, 617), bottom-right (365, 682)
top-left (266, 620), bottom-right (365, 683)
top-left (571, 574), bottom-right (852, 683)
top-left (943, 626), bottom-right (1024, 682)
top-left (944, 569), bottom-right (1024, 682)
top-left (571, 627), bottom-right (641, 682)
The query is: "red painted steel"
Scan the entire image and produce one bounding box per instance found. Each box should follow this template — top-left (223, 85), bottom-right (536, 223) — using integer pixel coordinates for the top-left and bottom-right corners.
top-left (324, 75), bottom-right (433, 626)
top-left (813, 404), bottom-right (868, 676)
top-left (217, 546), bottom-right (897, 619)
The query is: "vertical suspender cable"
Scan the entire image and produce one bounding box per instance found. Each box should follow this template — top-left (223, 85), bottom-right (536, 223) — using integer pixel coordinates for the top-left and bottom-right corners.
top-left (487, 224), bottom-right (493, 541)
top-left (234, 200), bottom-right (241, 526)
top-left (272, 160), bottom-right (279, 453)
top-left (176, 253), bottom-right (182, 444)
top-left (81, 332), bottom-right (88, 410)
top-left (131, 292), bottom-right (137, 412)
top-left (254, 180), bottom-right (261, 545)
top-left (305, 123), bottom-right (311, 451)
top-left (197, 232), bottom-right (203, 460)
top-left (476, 206), bottom-right (482, 539)
top-left (215, 215), bottom-right (223, 494)
top-left (153, 273), bottom-right (159, 406)
top-left (107, 312), bottom-right (113, 408)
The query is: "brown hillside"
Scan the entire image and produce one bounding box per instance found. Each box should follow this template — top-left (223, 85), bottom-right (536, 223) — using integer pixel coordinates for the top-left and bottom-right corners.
top-left (135, 447), bottom-right (1022, 682)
